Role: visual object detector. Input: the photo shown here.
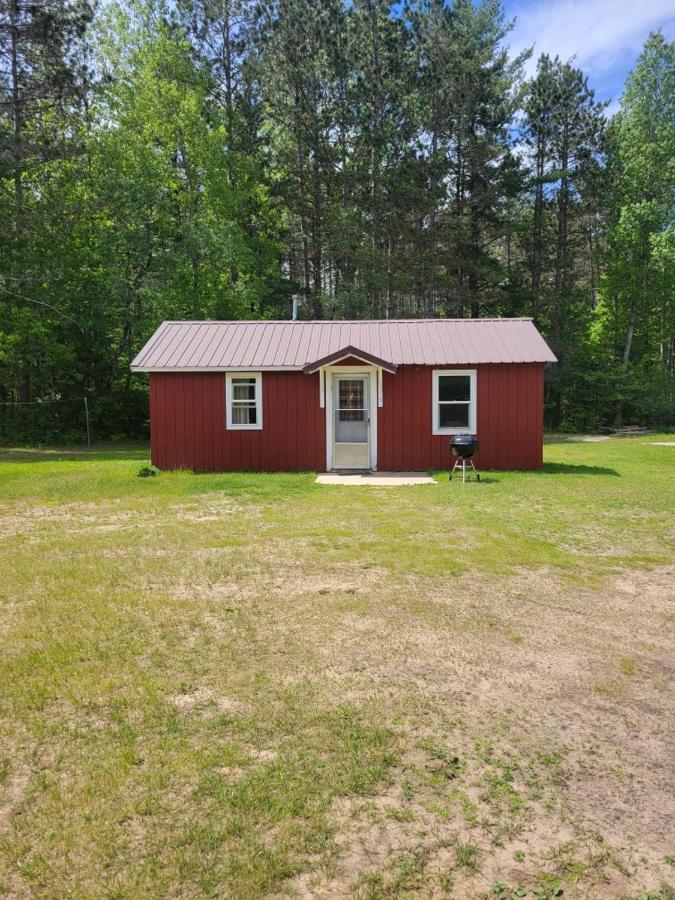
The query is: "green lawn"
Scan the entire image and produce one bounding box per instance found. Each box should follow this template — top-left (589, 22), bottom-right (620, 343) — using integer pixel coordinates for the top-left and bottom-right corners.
top-left (0, 438), bottom-right (673, 898)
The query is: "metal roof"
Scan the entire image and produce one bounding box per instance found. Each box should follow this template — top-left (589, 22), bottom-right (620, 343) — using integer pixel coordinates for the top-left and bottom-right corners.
top-left (131, 319), bottom-right (557, 371)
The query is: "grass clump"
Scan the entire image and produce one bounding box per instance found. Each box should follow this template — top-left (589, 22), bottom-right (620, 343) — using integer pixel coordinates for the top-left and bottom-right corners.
top-left (137, 462), bottom-right (160, 477)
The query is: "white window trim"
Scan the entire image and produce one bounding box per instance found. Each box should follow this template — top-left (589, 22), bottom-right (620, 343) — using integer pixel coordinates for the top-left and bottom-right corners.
top-left (432, 369), bottom-right (477, 435)
top-left (226, 372), bottom-right (263, 430)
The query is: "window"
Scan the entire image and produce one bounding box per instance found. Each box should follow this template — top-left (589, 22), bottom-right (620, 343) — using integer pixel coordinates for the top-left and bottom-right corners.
top-left (432, 369), bottom-right (476, 434)
top-left (338, 379), bottom-right (366, 422)
top-left (226, 372), bottom-right (262, 430)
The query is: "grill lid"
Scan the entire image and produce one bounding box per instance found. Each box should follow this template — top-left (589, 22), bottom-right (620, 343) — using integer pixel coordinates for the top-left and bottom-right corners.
top-left (451, 433), bottom-right (479, 458)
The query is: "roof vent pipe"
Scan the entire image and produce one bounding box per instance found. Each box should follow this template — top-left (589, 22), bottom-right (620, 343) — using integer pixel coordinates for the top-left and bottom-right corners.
top-left (291, 295), bottom-right (299, 321)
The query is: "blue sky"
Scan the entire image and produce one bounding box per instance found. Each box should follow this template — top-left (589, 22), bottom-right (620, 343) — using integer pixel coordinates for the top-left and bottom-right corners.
top-left (502, 0), bottom-right (675, 113)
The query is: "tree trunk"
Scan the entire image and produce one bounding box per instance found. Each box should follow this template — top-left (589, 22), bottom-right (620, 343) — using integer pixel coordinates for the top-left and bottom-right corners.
top-left (469, 146), bottom-right (480, 319)
top-left (553, 136), bottom-right (569, 356)
top-left (222, 3), bottom-right (235, 145)
top-left (531, 142), bottom-right (545, 321)
top-left (9, 0), bottom-right (22, 231)
top-left (310, 124), bottom-right (322, 303)
top-left (426, 122), bottom-right (439, 317)
top-left (614, 302), bottom-right (637, 426)
top-left (294, 124), bottom-right (312, 297)
top-left (367, 0), bottom-right (382, 318)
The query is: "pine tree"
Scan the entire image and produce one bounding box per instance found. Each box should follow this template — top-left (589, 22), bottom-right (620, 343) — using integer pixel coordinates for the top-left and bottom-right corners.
top-left (523, 55), bottom-right (606, 425)
top-left (176, 0), bottom-right (261, 154)
top-left (413, 0), bottom-right (527, 317)
top-left (0, 0), bottom-right (92, 228)
top-left (0, 0), bottom-right (92, 404)
top-left (600, 32), bottom-right (674, 425)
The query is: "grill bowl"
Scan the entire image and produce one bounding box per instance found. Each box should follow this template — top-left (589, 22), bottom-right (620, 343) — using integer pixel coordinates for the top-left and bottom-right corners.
top-left (450, 433), bottom-right (479, 459)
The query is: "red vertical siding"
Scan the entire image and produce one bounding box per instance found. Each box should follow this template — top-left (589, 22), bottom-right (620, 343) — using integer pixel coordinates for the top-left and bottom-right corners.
top-left (149, 363), bottom-right (545, 472)
top-left (377, 364), bottom-right (544, 471)
top-left (150, 372), bottom-right (325, 472)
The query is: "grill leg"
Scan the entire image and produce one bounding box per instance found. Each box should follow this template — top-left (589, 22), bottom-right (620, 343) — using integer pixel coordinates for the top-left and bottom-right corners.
top-left (450, 457), bottom-right (480, 482)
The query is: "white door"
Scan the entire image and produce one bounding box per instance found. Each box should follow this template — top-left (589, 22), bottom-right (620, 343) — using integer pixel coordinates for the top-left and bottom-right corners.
top-left (333, 374), bottom-right (370, 469)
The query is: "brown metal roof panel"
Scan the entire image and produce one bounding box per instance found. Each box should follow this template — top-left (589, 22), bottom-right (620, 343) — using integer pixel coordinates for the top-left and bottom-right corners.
top-left (255, 321), bottom-right (278, 366)
top-left (509, 321), bottom-right (530, 362)
top-left (237, 323), bottom-right (263, 366)
top-left (389, 322), bottom-right (404, 364)
top-left (266, 323), bottom-right (285, 365)
top-left (313, 323), bottom-right (328, 359)
top-left (132, 320), bottom-right (168, 367)
top-left (286, 323), bottom-right (311, 366)
top-left (462, 321), bottom-right (488, 362)
top-left (503, 321), bottom-right (524, 362)
top-left (130, 318), bottom-right (557, 369)
top-left (466, 322), bottom-right (486, 362)
top-left (426, 321), bottom-right (443, 363)
top-left (274, 323), bottom-right (296, 365)
top-left (467, 320), bottom-right (499, 363)
top-left (426, 320), bottom-right (449, 364)
top-left (421, 321), bottom-right (440, 364)
top-left (448, 323), bottom-right (465, 363)
top-left (199, 323), bottom-right (228, 368)
top-left (204, 323), bottom-right (232, 366)
top-left (522, 320), bottom-right (555, 362)
top-left (494, 321), bottom-right (520, 363)
top-left (199, 322), bottom-right (228, 367)
top-left (252, 322), bottom-right (274, 365)
top-left (145, 322), bottom-right (177, 367)
top-left (224, 323), bottom-right (246, 367)
top-left (294, 323), bottom-right (312, 363)
top-left (154, 321), bottom-right (193, 367)
top-left (179, 322), bottom-right (207, 365)
top-left (259, 322), bottom-right (280, 366)
top-left (186, 322), bottom-right (214, 366)
top-left (420, 321), bottom-right (438, 364)
top-left (380, 321), bottom-right (393, 363)
top-left (173, 322), bottom-right (206, 367)
top-left (362, 323), bottom-right (376, 357)
top-left (331, 323), bottom-right (343, 355)
top-left (246, 322), bottom-right (266, 365)
top-left (403, 321), bottom-right (418, 364)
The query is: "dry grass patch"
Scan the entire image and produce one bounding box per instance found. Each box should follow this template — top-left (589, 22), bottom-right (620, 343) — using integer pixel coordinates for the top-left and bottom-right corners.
top-left (280, 562), bottom-right (674, 898)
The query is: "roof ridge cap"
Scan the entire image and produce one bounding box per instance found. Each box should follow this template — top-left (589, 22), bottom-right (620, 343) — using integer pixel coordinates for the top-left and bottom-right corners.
top-left (159, 317), bottom-right (535, 325)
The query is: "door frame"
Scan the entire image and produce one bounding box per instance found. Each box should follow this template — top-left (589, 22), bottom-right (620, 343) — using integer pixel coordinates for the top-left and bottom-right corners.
top-left (325, 365), bottom-right (378, 471)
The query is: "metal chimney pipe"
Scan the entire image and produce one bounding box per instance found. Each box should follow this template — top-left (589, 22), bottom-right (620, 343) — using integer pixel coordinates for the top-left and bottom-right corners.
top-left (291, 295), bottom-right (299, 321)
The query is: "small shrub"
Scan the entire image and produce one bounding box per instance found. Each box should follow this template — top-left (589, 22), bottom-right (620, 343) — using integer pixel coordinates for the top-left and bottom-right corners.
top-left (137, 463), bottom-right (160, 478)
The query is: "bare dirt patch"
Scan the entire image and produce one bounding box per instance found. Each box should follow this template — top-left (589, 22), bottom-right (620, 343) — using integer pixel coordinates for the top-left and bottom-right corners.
top-left (282, 565), bottom-right (675, 898)
top-left (170, 687), bottom-right (247, 716)
top-left (0, 773), bottom-right (29, 834)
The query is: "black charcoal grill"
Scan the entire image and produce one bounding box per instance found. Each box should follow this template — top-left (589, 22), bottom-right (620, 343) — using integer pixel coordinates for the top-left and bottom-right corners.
top-left (449, 434), bottom-right (480, 482)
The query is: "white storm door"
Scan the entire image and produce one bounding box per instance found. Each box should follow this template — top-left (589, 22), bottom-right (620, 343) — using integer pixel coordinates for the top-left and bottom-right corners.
top-left (333, 374), bottom-right (370, 469)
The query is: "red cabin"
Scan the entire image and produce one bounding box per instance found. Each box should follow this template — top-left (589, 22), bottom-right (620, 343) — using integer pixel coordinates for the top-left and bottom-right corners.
top-left (131, 318), bottom-right (556, 472)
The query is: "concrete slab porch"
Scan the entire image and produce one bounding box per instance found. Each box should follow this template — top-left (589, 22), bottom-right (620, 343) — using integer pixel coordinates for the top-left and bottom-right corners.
top-left (315, 471), bottom-right (436, 486)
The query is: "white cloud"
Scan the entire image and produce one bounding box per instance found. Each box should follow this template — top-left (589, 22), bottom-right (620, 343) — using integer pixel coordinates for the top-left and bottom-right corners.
top-left (507, 0), bottom-right (675, 81)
